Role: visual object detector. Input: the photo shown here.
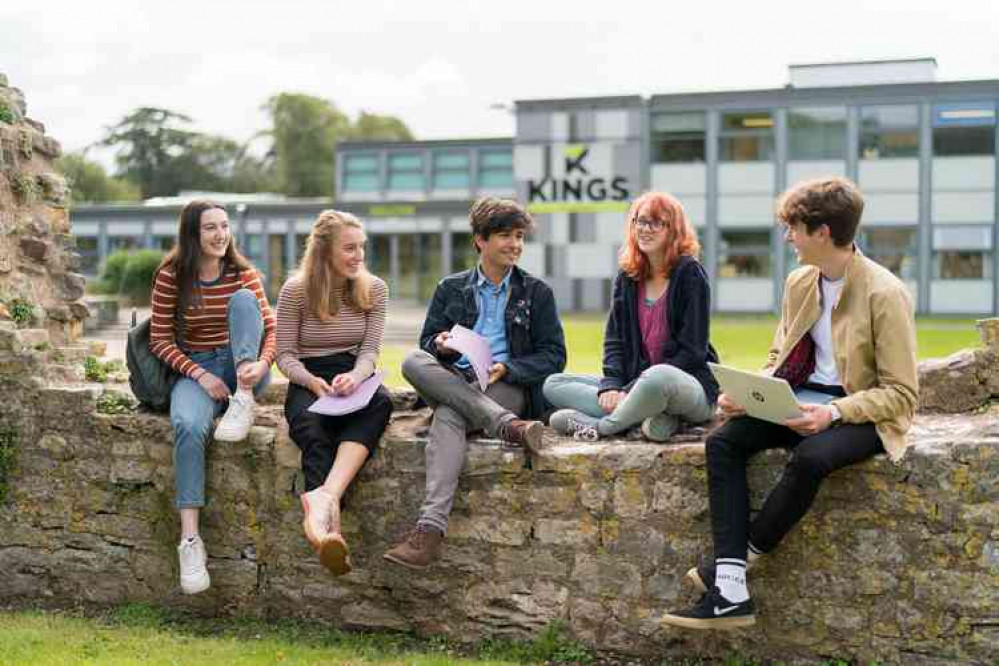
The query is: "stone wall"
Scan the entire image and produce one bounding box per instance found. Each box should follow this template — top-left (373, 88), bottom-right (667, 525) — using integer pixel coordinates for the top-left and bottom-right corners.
top-left (0, 72), bottom-right (86, 345)
top-left (0, 373), bottom-right (996, 665)
top-left (1, 70), bottom-right (997, 664)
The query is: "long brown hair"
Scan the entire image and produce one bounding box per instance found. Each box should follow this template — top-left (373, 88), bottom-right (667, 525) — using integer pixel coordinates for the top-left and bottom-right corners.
top-left (156, 199), bottom-right (251, 327)
top-left (618, 191), bottom-right (701, 280)
top-left (299, 210), bottom-right (373, 320)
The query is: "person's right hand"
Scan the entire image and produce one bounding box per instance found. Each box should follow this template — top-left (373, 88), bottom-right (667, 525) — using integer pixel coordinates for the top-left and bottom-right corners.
top-left (434, 331), bottom-right (452, 353)
top-left (197, 372), bottom-right (231, 401)
top-left (598, 390), bottom-right (626, 414)
top-left (717, 392), bottom-right (746, 418)
top-left (308, 376), bottom-right (333, 398)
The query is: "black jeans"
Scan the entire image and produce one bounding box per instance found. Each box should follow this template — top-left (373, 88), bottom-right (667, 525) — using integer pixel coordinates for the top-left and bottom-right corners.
top-left (284, 353), bottom-right (393, 492)
top-left (706, 416), bottom-right (883, 560)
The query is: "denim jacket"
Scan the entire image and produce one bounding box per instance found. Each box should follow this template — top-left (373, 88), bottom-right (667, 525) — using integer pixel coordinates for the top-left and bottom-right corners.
top-left (419, 265), bottom-right (567, 418)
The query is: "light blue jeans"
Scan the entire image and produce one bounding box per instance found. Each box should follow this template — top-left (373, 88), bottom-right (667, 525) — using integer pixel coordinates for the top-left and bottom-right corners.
top-left (543, 364), bottom-right (714, 437)
top-left (171, 289), bottom-right (271, 508)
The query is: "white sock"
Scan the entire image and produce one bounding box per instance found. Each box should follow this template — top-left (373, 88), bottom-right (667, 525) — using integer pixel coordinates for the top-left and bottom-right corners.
top-left (715, 559), bottom-right (749, 602)
top-left (180, 534), bottom-right (198, 545)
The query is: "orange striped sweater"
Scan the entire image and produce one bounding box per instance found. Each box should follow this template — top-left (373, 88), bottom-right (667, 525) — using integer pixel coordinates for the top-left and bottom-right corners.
top-left (275, 275), bottom-right (387, 387)
top-left (149, 265), bottom-right (277, 379)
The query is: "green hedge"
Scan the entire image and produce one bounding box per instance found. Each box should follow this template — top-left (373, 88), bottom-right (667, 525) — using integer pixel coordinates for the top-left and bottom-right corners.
top-left (97, 249), bottom-right (164, 305)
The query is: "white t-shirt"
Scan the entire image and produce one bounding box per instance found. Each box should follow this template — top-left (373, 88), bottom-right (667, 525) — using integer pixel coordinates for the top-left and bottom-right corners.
top-left (807, 276), bottom-right (844, 386)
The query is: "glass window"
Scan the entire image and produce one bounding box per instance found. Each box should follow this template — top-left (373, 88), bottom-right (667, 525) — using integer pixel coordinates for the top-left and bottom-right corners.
top-left (935, 251), bottom-right (990, 279)
top-left (860, 105), bottom-right (919, 159)
top-left (480, 149), bottom-right (512, 169)
top-left (933, 225), bottom-right (994, 279)
top-left (720, 111), bottom-right (774, 162)
top-left (77, 236), bottom-right (100, 275)
top-left (343, 153), bottom-right (379, 192)
top-left (243, 234), bottom-right (264, 265)
top-left (153, 236), bottom-right (173, 251)
top-left (345, 155), bottom-right (378, 172)
top-left (433, 150), bottom-right (471, 189)
top-left (344, 173), bottom-right (379, 191)
top-left (932, 102), bottom-right (996, 156)
top-left (858, 228), bottom-right (918, 280)
top-left (107, 236), bottom-right (140, 253)
top-left (387, 152), bottom-right (425, 191)
top-left (652, 111), bottom-right (706, 163)
top-left (478, 148), bottom-right (513, 188)
top-left (788, 107), bottom-right (847, 160)
top-left (718, 230), bottom-right (772, 277)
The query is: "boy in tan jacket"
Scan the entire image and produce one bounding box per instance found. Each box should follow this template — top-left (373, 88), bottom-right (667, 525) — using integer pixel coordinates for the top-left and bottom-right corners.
top-left (662, 177), bottom-right (918, 629)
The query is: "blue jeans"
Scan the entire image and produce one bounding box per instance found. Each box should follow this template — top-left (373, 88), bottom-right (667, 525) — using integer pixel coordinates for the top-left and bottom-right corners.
top-left (543, 364), bottom-right (714, 437)
top-left (170, 289), bottom-right (271, 508)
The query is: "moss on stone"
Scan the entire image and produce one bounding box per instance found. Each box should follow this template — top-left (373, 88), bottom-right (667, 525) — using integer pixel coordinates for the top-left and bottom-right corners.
top-left (0, 423), bottom-right (20, 504)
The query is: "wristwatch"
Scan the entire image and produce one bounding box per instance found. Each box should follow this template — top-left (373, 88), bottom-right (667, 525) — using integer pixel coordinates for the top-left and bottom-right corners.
top-left (829, 404), bottom-right (843, 427)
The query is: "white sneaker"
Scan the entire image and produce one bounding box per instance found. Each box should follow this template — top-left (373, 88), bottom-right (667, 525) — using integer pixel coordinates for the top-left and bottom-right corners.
top-left (214, 391), bottom-right (255, 442)
top-left (300, 487), bottom-right (335, 550)
top-left (178, 535), bottom-right (210, 595)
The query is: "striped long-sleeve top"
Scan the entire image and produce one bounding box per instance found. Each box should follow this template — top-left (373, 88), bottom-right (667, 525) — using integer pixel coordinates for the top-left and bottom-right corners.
top-left (275, 274), bottom-right (388, 387)
top-left (149, 265), bottom-right (277, 379)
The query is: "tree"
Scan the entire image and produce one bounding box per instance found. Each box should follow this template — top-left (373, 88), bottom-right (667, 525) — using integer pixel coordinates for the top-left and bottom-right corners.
top-left (173, 134), bottom-right (277, 194)
top-left (261, 93), bottom-right (414, 197)
top-left (262, 93), bottom-right (349, 197)
top-left (55, 152), bottom-right (141, 203)
top-left (348, 111), bottom-right (414, 141)
top-left (97, 107), bottom-right (199, 198)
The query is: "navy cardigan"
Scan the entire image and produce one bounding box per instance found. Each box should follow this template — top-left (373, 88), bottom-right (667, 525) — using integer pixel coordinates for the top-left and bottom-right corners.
top-left (598, 255), bottom-right (720, 404)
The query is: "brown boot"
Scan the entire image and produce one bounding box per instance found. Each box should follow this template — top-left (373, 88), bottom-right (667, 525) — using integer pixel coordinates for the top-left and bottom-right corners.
top-left (500, 418), bottom-right (544, 453)
top-left (383, 524), bottom-right (444, 569)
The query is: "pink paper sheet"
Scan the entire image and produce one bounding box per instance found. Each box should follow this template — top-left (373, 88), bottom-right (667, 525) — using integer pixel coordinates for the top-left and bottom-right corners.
top-left (307, 370), bottom-right (385, 416)
top-left (443, 324), bottom-right (492, 391)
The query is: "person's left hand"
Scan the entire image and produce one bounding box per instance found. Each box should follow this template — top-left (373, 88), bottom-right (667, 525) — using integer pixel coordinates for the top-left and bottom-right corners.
top-left (330, 373), bottom-right (358, 396)
top-left (487, 362), bottom-right (507, 385)
top-left (237, 360), bottom-right (269, 388)
top-left (784, 403), bottom-right (834, 436)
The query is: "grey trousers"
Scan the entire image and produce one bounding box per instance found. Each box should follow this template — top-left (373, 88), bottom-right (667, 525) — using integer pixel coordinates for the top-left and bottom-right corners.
top-left (401, 349), bottom-right (526, 533)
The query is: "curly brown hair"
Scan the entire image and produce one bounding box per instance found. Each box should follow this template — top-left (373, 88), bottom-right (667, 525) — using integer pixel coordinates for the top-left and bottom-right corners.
top-left (776, 177), bottom-right (864, 247)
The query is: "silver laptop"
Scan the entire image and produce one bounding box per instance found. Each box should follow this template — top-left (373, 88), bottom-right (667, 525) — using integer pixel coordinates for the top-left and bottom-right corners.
top-left (708, 363), bottom-right (802, 424)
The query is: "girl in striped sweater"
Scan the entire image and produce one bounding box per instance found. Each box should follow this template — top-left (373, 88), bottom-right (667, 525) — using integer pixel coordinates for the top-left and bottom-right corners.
top-left (276, 210), bottom-right (392, 576)
top-left (149, 199), bottom-right (277, 595)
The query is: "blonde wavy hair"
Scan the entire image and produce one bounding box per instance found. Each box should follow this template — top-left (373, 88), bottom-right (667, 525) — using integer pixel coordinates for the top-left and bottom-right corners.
top-left (299, 210), bottom-right (373, 320)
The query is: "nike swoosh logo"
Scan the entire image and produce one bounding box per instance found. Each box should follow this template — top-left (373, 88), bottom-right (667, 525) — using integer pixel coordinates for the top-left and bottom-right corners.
top-left (714, 605), bottom-right (740, 615)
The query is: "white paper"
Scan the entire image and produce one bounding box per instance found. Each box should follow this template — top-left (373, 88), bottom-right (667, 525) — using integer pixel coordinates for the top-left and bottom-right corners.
top-left (443, 325), bottom-right (493, 391)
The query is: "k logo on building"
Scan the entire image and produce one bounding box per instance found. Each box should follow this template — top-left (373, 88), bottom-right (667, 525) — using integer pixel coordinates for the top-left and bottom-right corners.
top-left (526, 143), bottom-right (630, 209)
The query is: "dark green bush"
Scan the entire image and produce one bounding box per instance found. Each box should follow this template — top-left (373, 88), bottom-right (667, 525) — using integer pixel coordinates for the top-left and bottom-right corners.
top-left (97, 249), bottom-right (164, 305)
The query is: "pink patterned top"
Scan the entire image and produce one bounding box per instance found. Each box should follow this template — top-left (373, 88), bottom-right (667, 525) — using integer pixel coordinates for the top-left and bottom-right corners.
top-left (637, 280), bottom-right (670, 366)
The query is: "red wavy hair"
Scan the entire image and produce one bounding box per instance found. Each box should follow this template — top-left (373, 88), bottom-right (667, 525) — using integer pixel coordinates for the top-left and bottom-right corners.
top-left (619, 191), bottom-right (701, 279)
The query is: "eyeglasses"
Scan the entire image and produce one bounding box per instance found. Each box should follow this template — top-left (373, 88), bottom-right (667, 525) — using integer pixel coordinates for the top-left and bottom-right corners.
top-left (632, 217), bottom-right (665, 231)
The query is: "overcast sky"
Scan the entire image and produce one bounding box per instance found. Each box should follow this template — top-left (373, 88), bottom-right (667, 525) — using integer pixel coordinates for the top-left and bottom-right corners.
top-left (3, 0), bottom-right (997, 164)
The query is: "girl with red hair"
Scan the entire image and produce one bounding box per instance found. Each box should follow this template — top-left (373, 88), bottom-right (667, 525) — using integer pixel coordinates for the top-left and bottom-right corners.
top-left (543, 192), bottom-right (719, 441)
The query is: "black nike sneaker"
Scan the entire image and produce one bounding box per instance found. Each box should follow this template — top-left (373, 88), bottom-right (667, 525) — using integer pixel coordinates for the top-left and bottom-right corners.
top-left (686, 561), bottom-right (715, 593)
top-left (661, 587), bottom-right (756, 629)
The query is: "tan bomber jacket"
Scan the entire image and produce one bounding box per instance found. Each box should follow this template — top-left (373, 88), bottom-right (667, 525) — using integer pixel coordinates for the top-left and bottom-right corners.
top-left (764, 247), bottom-right (919, 462)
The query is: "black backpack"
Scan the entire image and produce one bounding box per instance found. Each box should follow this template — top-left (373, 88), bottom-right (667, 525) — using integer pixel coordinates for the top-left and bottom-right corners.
top-left (126, 313), bottom-right (178, 412)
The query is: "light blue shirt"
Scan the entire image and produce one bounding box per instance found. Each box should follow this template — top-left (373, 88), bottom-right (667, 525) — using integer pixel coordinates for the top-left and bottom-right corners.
top-left (455, 266), bottom-right (511, 369)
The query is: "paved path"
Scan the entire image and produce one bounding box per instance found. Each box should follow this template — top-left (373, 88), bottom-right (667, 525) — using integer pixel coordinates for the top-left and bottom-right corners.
top-left (85, 303), bottom-right (427, 361)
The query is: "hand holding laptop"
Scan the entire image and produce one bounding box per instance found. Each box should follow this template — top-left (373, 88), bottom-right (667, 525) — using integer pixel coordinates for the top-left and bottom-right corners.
top-left (783, 404), bottom-right (835, 435)
top-left (716, 392), bottom-right (746, 418)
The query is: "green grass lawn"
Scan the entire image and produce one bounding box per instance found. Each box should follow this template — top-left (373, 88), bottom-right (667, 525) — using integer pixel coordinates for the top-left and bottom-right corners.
top-left (379, 316), bottom-right (981, 388)
top-left (0, 606), bottom-right (591, 666)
